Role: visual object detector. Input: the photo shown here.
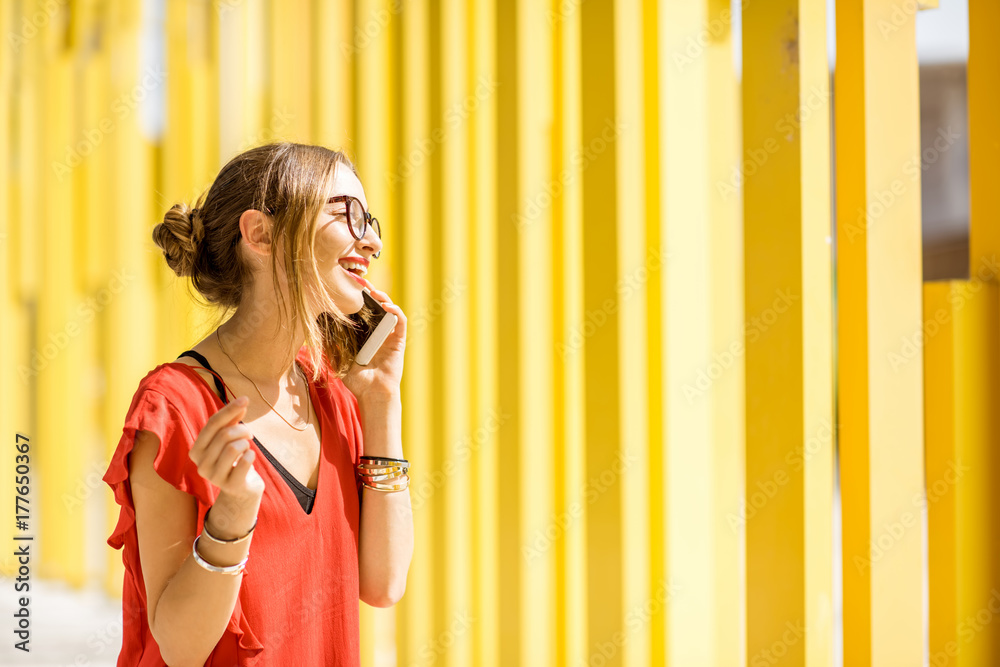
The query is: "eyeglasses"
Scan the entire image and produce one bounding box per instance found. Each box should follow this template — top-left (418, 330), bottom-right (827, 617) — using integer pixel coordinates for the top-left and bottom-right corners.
top-left (263, 195), bottom-right (382, 259)
top-left (328, 195), bottom-right (381, 259)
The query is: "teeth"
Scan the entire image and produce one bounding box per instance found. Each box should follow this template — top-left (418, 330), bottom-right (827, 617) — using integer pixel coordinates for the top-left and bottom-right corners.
top-left (340, 261), bottom-right (367, 276)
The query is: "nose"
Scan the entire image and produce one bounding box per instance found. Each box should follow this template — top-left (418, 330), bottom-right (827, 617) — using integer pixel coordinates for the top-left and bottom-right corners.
top-left (360, 223), bottom-right (382, 259)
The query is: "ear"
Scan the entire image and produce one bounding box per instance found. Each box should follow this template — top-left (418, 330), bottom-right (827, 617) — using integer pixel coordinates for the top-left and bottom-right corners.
top-left (238, 209), bottom-right (273, 258)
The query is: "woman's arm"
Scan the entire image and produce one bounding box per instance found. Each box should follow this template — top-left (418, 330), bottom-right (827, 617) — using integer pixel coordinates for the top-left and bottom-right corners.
top-left (356, 393), bottom-right (414, 607)
top-left (131, 430), bottom-right (261, 666)
top-left (132, 394), bottom-right (262, 665)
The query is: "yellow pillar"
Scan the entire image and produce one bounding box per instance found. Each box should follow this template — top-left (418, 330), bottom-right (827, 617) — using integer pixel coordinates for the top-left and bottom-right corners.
top-left (657, 0), bottom-right (745, 664)
top-left (835, 1), bottom-right (925, 664)
top-left (103, 0), bottom-right (158, 594)
top-left (969, 0), bottom-right (1000, 273)
top-left (743, 1), bottom-right (834, 665)
top-left (552, 0), bottom-right (586, 665)
top-left (395, 1), bottom-right (436, 664)
top-left (37, 11), bottom-right (87, 585)
top-left (468, 1), bottom-right (500, 665)
top-left (924, 281), bottom-right (1000, 666)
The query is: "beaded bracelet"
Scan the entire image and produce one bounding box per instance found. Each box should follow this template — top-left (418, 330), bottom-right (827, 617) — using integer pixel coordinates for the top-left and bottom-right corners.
top-left (192, 535), bottom-right (249, 575)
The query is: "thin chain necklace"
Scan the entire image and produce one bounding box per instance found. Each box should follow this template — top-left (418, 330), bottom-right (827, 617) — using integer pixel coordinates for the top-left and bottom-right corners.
top-left (215, 329), bottom-right (312, 432)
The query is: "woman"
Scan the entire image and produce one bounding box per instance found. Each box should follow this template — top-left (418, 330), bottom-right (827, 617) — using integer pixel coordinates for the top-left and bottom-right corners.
top-left (102, 143), bottom-right (413, 666)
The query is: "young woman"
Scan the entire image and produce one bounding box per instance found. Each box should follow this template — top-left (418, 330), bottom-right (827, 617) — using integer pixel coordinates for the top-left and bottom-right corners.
top-left (102, 143), bottom-right (413, 666)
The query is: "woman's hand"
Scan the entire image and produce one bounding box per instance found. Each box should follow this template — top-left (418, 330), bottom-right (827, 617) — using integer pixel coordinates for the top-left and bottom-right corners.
top-left (343, 280), bottom-right (406, 404)
top-left (188, 397), bottom-right (265, 503)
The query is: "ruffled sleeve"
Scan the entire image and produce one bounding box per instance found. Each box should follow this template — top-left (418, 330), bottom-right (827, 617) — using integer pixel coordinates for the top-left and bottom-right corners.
top-left (103, 385), bottom-right (218, 551)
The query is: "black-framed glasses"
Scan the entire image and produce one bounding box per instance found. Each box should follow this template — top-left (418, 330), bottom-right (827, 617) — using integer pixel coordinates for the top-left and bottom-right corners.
top-left (328, 195), bottom-right (381, 259)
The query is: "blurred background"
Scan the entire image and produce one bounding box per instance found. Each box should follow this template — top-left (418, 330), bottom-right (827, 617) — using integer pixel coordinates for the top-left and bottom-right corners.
top-left (0, 0), bottom-right (996, 666)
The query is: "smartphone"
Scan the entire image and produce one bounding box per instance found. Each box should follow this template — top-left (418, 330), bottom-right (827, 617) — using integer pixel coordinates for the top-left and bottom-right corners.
top-left (350, 287), bottom-right (398, 366)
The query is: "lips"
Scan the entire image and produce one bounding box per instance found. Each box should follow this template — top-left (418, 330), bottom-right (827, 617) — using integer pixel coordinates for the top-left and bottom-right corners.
top-left (340, 265), bottom-right (367, 287)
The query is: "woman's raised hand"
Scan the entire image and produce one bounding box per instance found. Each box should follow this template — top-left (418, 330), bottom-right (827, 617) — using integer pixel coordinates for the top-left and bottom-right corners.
top-left (189, 396), bottom-right (265, 502)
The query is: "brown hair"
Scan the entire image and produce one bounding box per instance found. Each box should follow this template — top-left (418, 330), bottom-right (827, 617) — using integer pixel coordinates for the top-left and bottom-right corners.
top-left (152, 142), bottom-right (376, 380)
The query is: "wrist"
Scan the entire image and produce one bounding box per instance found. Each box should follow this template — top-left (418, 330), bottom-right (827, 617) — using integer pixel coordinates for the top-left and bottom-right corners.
top-left (205, 494), bottom-right (260, 540)
top-left (358, 392), bottom-right (401, 417)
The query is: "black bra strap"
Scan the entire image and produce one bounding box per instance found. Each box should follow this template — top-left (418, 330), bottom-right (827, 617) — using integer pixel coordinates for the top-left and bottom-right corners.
top-left (178, 350), bottom-right (229, 403)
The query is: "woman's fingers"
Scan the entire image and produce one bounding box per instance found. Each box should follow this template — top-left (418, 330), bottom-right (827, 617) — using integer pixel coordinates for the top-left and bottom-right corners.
top-left (205, 424), bottom-right (253, 477)
top-left (191, 397), bottom-right (247, 462)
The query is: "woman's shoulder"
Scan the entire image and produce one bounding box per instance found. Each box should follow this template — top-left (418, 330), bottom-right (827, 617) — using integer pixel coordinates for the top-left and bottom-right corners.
top-left (128, 356), bottom-right (220, 420)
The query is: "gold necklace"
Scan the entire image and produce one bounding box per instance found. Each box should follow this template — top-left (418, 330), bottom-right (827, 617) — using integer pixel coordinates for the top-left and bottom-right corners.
top-left (215, 329), bottom-right (312, 432)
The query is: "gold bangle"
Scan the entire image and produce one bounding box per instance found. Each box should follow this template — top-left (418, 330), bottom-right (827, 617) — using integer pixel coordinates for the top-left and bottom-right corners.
top-left (356, 464), bottom-right (407, 476)
top-left (192, 535), bottom-right (248, 575)
top-left (358, 471), bottom-right (408, 483)
top-left (362, 475), bottom-right (410, 492)
top-left (358, 457), bottom-right (410, 471)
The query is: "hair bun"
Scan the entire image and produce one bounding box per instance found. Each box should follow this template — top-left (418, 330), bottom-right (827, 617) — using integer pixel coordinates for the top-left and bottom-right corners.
top-left (153, 203), bottom-right (202, 277)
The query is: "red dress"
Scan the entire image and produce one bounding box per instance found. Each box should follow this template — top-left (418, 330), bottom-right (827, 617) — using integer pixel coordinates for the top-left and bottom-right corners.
top-left (103, 347), bottom-right (365, 666)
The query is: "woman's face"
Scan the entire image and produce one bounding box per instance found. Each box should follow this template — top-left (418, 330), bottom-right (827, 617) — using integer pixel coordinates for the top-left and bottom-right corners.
top-left (312, 164), bottom-right (383, 315)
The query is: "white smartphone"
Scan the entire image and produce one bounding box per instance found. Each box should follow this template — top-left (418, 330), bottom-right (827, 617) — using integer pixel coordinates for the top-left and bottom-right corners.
top-left (351, 288), bottom-right (398, 366)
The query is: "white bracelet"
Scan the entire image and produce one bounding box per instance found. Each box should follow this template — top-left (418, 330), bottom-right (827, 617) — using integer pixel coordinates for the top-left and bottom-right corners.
top-left (192, 535), bottom-right (248, 575)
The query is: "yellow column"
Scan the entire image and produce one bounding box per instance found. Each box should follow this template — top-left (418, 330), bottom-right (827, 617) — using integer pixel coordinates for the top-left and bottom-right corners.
top-left (313, 0), bottom-right (352, 149)
top-left (835, 1), bottom-right (925, 664)
top-left (661, 0), bottom-right (745, 663)
top-left (743, 1), bottom-right (834, 665)
top-left (103, 0), bottom-right (158, 594)
top-left (552, 0), bottom-right (586, 665)
top-left (37, 11), bottom-right (87, 585)
top-left (0, 0), bottom-right (16, 580)
top-left (969, 0), bottom-right (1000, 271)
top-left (269, 0), bottom-right (312, 141)
top-left (924, 281), bottom-right (1000, 666)
top-left (469, 1), bottom-right (500, 665)
top-left (395, 1), bottom-right (435, 664)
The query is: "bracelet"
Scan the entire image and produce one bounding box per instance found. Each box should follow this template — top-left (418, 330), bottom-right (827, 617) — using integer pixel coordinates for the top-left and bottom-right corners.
top-left (361, 475), bottom-right (410, 492)
top-left (201, 506), bottom-right (258, 545)
top-left (358, 471), bottom-right (408, 483)
top-left (356, 464), bottom-right (408, 476)
top-left (361, 455), bottom-right (408, 464)
top-left (192, 535), bottom-right (248, 575)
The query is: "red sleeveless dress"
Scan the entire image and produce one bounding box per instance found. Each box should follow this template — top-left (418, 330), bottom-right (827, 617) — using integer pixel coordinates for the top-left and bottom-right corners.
top-left (102, 347), bottom-right (365, 666)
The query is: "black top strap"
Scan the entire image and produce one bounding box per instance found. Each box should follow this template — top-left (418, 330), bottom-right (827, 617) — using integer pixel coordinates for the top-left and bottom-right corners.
top-left (177, 350), bottom-right (229, 403)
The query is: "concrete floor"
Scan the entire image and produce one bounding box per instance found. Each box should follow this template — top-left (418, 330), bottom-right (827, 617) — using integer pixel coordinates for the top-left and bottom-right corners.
top-left (0, 574), bottom-right (122, 667)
